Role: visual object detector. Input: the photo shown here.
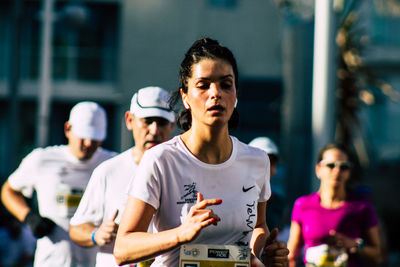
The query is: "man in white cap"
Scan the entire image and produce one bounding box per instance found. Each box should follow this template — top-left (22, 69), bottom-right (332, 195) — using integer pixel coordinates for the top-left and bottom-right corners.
top-left (1, 101), bottom-right (117, 267)
top-left (249, 137), bottom-right (279, 177)
top-left (69, 87), bottom-right (175, 267)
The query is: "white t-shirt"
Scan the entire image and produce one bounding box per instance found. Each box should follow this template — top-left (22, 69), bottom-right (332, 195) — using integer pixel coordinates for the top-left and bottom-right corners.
top-left (8, 145), bottom-right (116, 267)
top-left (129, 135), bottom-right (271, 267)
top-left (70, 149), bottom-right (137, 267)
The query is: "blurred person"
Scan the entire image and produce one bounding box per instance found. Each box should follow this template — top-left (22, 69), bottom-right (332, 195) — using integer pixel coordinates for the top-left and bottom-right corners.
top-left (69, 87), bottom-right (175, 267)
top-left (249, 137), bottom-right (287, 231)
top-left (287, 143), bottom-right (382, 267)
top-left (113, 37), bottom-right (289, 267)
top-left (1, 102), bottom-right (117, 267)
top-left (0, 208), bottom-right (36, 267)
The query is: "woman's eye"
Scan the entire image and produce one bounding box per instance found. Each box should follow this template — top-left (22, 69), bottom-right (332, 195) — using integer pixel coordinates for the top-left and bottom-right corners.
top-left (197, 83), bottom-right (209, 89)
top-left (221, 82), bottom-right (233, 89)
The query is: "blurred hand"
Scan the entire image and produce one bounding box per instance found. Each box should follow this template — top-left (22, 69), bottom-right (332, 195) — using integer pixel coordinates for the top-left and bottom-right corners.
top-left (261, 228), bottom-right (289, 267)
top-left (325, 230), bottom-right (358, 251)
top-left (94, 209), bottom-right (119, 246)
top-left (24, 211), bottom-right (56, 238)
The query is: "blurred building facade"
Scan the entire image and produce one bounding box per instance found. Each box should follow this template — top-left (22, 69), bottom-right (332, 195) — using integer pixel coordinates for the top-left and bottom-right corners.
top-left (0, 0), bottom-right (284, 179)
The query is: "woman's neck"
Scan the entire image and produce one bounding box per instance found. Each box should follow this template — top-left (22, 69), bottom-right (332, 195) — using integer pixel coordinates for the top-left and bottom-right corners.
top-left (318, 185), bottom-right (346, 209)
top-left (181, 124), bottom-right (232, 164)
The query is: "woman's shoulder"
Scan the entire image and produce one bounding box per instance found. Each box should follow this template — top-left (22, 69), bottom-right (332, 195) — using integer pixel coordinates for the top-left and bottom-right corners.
top-left (346, 191), bottom-right (376, 209)
top-left (294, 192), bottom-right (319, 207)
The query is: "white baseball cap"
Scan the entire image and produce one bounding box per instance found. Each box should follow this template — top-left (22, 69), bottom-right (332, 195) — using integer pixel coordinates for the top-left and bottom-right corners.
top-left (130, 86), bottom-right (175, 122)
top-left (68, 101), bottom-right (107, 141)
top-left (249, 137), bottom-right (279, 155)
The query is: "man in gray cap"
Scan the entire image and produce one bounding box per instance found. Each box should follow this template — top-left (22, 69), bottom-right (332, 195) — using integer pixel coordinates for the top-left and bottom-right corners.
top-left (1, 101), bottom-right (117, 267)
top-left (69, 87), bottom-right (175, 267)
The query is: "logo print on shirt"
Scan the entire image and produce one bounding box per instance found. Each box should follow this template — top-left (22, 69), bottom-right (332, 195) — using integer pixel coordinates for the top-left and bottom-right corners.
top-left (242, 185), bottom-right (255, 192)
top-left (57, 167), bottom-right (68, 177)
top-left (235, 201), bottom-right (256, 246)
top-left (177, 182), bottom-right (198, 204)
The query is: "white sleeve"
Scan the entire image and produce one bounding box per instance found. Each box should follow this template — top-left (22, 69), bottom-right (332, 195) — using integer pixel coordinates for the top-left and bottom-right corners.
top-left (8, 149), bottom-right (42, 198)
top-left (128, 151), bottom-right (161, 210)
top-left (70, 166), bottom-right (106, 226)
top-left (258, 151), bottom-right (271, 202)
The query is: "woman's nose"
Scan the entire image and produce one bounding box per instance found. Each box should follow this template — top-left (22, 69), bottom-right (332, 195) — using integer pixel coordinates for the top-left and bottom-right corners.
top-left (209, 83), bottom-right (221, 99)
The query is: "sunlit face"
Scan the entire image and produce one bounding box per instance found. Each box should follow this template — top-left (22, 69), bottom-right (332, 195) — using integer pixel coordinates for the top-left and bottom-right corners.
top-left (182, 58), bottom-right (237, 129)
top-left (126, 112), bottom-right (175, 155)
top-left (65, 122), bottom-right (102, 160)
top-left (316, 148), bottom-right (351, 188)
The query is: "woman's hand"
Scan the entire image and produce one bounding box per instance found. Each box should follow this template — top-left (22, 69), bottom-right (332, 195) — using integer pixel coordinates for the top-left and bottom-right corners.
top-left (325, 230), bottom-right (358, 251)
top-left (177, 192), bottom-right (222, 244)
top-left (261, 228), bottom-right (289, 267)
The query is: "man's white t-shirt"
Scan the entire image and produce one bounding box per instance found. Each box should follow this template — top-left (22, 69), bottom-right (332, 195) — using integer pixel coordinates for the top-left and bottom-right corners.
top-left (70, 149), bottom-right (137, 267)
top-left (129, 135), bottom-right (271, 267)
top-left (8, 145), bottom-right (116, 267)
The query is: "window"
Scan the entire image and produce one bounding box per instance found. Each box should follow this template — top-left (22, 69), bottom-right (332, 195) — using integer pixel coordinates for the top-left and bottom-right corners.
top-left (371, 0), bottom-right (400, 45)
top-left (13, 1), bottom-right (119, 82)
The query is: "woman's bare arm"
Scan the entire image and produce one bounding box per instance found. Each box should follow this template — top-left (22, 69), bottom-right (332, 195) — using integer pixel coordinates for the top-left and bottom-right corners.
top-left (114, 193), bottom-right (221, 265)
top-left (287, 221), bottom-right (303, 267)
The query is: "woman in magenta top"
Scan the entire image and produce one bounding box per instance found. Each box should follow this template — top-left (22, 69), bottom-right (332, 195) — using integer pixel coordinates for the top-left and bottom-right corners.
top-left (287, 144), bottom-right (382, 267)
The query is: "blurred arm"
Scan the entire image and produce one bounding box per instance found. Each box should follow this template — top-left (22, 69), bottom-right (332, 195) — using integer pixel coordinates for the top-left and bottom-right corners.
top-left (70, 210), bottom-right (119, 247)
top-left (70, 223), bottom-right (98, 247)
top-left (287, 221), bottom-right (303, 267)
top-left (1, 180), bottom-right (30, 222)
top-left (357, 225), bottom-right (382, 265)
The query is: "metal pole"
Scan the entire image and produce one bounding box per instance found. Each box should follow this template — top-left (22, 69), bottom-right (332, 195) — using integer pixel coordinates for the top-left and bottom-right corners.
top-left (311, 0), bottom-right (337, 191)
top-left (7, 0), bottom-right (23, 174)
top-left (36, 0), bottom-right (54, 147)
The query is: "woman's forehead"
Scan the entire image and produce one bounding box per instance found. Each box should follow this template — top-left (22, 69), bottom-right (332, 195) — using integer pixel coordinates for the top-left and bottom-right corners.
top-left (191, 58), bottom-right (234, 79)
top-left (322, 148), bottom-right (348, 160)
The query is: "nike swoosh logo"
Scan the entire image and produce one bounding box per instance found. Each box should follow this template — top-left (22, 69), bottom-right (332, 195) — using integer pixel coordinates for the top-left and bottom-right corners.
top-left (242, 185), bottom-right (255, 192)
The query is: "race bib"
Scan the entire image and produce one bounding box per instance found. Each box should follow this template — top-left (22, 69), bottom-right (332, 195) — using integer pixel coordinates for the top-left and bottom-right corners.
top-left (56, 183), bottom-right (84, 218)
top-left (305, 244), bottom-right (348, 267)
top-left (180, 244), bottom-right (250, 267)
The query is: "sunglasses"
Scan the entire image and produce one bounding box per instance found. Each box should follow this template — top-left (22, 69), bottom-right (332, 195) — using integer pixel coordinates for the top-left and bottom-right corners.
top-left (320, 161), bottom-right (352, 171)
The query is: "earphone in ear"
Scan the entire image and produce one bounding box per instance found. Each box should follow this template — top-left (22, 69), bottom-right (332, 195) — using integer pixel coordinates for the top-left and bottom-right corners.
top-left (234, 99), bottom-right (238, 108)
top-left (183, 99), bottom-right (190, 109)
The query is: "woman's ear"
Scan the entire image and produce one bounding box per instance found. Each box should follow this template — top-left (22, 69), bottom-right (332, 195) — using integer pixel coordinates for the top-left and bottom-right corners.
top-left (234, 99), bottom-right (238, 108)
top-left (315, 164), bottom-right (322, 180)
top-left (181, 89), bottom-right (190, 109)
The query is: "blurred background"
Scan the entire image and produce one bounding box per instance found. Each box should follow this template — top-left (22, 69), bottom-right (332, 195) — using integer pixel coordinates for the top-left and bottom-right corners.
top-left (0, 0), bottom-right (399, 266)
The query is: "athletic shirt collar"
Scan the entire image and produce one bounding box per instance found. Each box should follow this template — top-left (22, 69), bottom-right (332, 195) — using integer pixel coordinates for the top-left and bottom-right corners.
top-left (63, 145), bottom-right (101, 165)
top-left (176, 135), bottom-right (237, 169)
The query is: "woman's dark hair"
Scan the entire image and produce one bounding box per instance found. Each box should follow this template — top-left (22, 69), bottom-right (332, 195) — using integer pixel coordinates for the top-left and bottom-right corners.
top-left (317, 143), bottom-right (353, 163)
top-left (169, 37), bottom-right (239, 131)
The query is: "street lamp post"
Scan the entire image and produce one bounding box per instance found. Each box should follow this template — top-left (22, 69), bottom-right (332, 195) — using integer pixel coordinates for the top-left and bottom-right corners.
top-left (311, 0), bottom-right (337, 190)
top-left (36, 0), bottom-right (55, 147)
